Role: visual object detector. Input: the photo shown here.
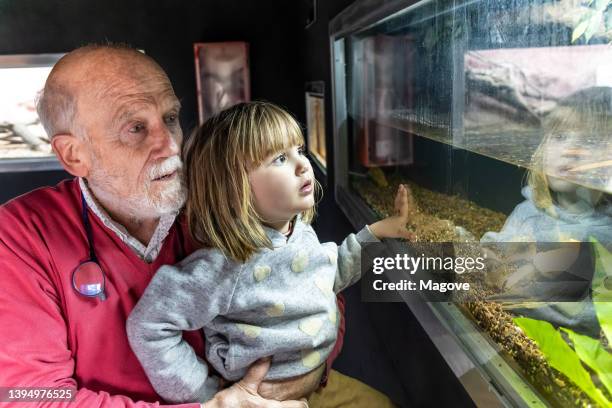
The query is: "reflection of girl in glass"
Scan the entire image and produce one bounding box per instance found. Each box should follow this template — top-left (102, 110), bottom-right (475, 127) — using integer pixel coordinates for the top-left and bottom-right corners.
top-left (481, 87), bottom-right (612, 335)
top-left (484, 87), bottom-right (612, 243)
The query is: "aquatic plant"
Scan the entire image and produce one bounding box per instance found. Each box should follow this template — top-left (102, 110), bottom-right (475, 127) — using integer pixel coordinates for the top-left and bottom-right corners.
top-left (514, 238), bottom-right (612, 407)
top-left (572, 0), bottom-right (612, 43)
top-left (514, 317), bottom-right (610, 406)
top-left (591, 237), bottom-right (612, 342)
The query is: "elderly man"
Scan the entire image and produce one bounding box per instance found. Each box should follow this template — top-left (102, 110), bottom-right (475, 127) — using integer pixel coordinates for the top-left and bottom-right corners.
top-left (0, 45), bottom-right (394, 408)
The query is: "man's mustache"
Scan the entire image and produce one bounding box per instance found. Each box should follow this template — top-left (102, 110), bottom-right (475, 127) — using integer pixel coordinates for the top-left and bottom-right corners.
top-left (149, 156), bottom-right (183, 181)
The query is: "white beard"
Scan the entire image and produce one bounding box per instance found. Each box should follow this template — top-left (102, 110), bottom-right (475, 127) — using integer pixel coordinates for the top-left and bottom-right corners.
top-left (88, 155), bottom-right (187, 218)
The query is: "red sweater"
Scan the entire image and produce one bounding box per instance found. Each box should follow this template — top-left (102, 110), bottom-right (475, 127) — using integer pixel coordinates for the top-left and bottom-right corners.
top-left (0, 178), bottom-right (345, 407)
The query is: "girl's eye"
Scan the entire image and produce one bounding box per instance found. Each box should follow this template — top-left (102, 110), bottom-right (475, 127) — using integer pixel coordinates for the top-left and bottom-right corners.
top-left (272, 154), bottom-right (287, 165)
top-left (298, 145), bottom-right (306, 155)
top-left (129, 123), bottom-right (146, 134)
top-left (553, 134), bottom-right (569, 142)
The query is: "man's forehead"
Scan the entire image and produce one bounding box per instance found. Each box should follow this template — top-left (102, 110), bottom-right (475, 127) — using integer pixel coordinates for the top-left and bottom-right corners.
top-left (109, 91), bottom-right (180, 124)
top-left (93, 66), bottom-right (175, 99)
top-left (109, 84), bottom-right (179, 106)
top-left (84, 68), bottom-right (179, 114)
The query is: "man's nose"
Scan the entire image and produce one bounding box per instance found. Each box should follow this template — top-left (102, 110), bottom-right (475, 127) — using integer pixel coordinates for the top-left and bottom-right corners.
top-left (151, 122), bottom-right (180, 159)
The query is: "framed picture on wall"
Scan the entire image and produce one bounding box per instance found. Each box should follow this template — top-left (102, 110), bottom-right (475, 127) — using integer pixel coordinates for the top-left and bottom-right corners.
top-left (194, 42), bottom-right (251, 124)
top-left (305, 81), bottom-right (326, 173)
top-left (0, 53), bottom-right (65, 172)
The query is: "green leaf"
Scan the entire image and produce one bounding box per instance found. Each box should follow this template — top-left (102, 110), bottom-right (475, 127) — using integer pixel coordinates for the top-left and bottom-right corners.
top-left (514, 317), bottom-right (610, 407)
top-left (590, 237), bottom-right (612, 343)
top-left (562, 328), bottom-right (612, 396)
top-left (573, 19), bottom-right (591, 42)
top-left (585, 11), bottom-right (604, 42)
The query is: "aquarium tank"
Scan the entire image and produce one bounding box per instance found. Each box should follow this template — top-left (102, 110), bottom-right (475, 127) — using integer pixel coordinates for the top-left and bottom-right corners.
top-left (331, 0), bottom-right (612, 406)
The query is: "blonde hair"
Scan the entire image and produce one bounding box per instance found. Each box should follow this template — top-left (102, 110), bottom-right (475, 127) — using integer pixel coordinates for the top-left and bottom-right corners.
top-left (183, 101), bottom-right (321, 262)
top-left (527, 87), bottom-right (612, 214)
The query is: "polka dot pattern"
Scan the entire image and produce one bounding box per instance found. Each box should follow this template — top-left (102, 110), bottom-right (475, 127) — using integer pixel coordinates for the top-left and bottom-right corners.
top-left (291, 250), bottom-right (309, 273)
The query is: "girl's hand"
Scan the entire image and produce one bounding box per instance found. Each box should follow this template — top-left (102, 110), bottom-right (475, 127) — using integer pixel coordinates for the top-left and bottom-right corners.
top-left (368, 184), bottom-right (415, 240)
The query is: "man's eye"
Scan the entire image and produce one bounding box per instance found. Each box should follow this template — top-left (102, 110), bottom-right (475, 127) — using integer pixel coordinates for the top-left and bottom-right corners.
top-left (165, 114), bottom-right (178, 125)
top-left (272, 154), bottom-right (287, 165)
top-left (129, 123), bottom-right (145, 133)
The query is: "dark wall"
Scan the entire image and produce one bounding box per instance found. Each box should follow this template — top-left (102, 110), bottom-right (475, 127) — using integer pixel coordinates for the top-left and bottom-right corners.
top-left (296, 0), bottom-right (356, 190)
top-left (0, 0), bottom-right (303, 203)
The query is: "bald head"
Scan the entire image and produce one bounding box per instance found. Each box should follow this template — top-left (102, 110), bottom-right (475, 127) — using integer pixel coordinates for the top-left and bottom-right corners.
top-left (42, 43), bottom-right (185, 221)
top-left (36, 44), bottom-right (170, 139)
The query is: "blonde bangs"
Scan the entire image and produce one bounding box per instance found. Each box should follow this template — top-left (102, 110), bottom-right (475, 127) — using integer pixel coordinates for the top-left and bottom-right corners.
top-left (241, 104), bottom-right (305, 167)
top-left (183, 101), bottom-right (316, 263)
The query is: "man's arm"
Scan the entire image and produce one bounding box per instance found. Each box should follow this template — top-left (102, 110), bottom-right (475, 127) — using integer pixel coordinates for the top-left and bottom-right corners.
top-left (0, 211), bottom-right (198, 408)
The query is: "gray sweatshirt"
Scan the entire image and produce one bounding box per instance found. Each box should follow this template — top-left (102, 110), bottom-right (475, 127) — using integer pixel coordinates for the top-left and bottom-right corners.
top-left (126, 217), bottom-right (378, 404)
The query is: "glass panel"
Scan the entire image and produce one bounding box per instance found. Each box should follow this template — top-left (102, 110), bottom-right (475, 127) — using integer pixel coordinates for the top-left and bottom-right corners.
top-left (338, 1), bottom-right (612, 406)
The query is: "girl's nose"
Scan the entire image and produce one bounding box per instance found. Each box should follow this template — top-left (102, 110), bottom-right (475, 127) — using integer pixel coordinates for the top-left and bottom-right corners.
top-left (296, 156), bottom-right (311, 175)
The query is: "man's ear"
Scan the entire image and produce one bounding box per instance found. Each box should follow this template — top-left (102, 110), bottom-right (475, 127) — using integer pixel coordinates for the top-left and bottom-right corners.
top-left (51, 134), bottom-right (91, 177)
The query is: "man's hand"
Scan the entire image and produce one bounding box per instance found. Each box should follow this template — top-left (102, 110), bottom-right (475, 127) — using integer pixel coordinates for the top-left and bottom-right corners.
top-left (202, 358), bottom-right (309, 408)
top-left (258, 362), bottom-right (325, 401)
top-left (368, 184), bottom-right (415, 240)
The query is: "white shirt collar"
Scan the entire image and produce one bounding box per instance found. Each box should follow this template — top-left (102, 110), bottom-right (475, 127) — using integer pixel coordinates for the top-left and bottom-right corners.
top-left (78, 177), bottom-right (178, 263)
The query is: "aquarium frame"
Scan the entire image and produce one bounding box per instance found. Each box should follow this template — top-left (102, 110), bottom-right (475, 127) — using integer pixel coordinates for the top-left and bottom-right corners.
top-left (0, 53), bottom-right (64, 173)
top-left (330, 1), bottom-right (549, 406)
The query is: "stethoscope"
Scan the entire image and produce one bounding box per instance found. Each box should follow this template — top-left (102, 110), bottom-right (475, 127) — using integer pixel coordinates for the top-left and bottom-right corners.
top-left (71, 192), bottom-right (107, 300)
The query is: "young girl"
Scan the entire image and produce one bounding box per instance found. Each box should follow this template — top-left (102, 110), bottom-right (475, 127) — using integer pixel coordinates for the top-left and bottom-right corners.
top-left (126, 101), bottom-right (412, 404)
